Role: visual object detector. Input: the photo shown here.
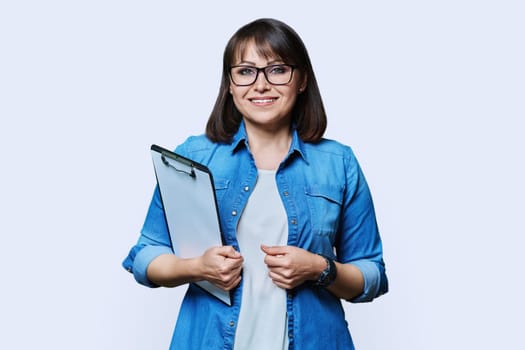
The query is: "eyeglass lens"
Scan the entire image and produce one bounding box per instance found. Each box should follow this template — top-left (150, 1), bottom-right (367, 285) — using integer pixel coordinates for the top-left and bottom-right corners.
top-left (230, 65), bottom-right (294, 86)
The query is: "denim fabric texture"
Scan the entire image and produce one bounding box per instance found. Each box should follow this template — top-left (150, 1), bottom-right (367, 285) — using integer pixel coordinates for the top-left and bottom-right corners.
top-left (123, 122), bottom-right (388, 349)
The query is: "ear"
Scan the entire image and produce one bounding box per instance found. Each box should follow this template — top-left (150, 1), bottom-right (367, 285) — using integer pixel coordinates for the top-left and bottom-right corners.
top-left (298, 72), bottom-right (308, 93)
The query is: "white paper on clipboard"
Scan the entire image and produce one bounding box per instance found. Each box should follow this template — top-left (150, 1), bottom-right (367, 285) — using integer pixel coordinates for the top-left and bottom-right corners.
top-left (150, 144), bottom-right (231, 305)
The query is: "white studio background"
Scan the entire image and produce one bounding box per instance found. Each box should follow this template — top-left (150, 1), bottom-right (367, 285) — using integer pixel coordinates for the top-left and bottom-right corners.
top-left (1, 1), bottom-right (523, 349)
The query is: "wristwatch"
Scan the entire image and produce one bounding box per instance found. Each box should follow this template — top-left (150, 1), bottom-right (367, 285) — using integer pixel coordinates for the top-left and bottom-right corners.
top-left (314, 255), bottom-right (337, 287)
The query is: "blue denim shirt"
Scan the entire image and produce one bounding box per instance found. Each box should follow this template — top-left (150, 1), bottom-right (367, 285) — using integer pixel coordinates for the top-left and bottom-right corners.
top-left (123, 122), bottom-right (388, 349)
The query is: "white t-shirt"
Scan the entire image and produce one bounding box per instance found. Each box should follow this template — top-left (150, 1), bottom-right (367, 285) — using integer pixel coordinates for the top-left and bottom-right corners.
top-left (233, 169), bottom-right (289, 350)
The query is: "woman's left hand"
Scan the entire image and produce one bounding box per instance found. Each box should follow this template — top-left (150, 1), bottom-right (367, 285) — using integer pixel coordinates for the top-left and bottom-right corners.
top-left (261, 244), bottom-right (326, 290)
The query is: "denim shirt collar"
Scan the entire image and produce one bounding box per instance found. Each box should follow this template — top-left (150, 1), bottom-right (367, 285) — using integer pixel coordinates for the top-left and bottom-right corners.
top-left (230, 120), bottom-right (308, 164)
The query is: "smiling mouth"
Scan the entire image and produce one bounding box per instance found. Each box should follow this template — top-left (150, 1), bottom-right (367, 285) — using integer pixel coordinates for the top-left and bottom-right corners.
top-left (249, 98), bottom-right (277, 104)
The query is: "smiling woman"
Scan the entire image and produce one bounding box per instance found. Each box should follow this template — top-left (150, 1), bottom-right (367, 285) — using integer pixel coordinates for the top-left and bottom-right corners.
top-left (123, 18), bottom-right (388, 350)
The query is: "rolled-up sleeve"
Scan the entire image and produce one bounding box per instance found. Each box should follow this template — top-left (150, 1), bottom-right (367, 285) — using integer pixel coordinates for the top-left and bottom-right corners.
top-left (337, 148), bottom-right (388, 302)
top-left (130, 245), bottom-right (174, 287)
top-left (349, 259), bottom-right (387, 302)
top-left (122, 186), bottom-right (174, 287)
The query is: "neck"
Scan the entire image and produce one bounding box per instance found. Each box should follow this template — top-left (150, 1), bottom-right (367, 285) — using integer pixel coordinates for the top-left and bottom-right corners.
top-left (244, 122), bottom-right (292, 170)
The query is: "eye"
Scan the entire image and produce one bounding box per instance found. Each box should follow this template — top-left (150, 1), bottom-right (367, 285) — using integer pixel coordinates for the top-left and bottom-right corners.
top-left (267, 65), bottom-right (289, 75)
top-left (235, 67), bottom-right (256, 76)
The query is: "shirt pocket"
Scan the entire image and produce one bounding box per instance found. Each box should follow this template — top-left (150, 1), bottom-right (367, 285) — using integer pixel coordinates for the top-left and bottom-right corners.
top-left (213, 178), bottom-right (230, 202)
top-left (305, 184), bottom-right (344, 238)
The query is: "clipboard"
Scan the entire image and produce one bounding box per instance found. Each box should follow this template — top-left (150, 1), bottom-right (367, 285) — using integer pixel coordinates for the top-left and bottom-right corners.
top-left (150, 144), bottom-right (231, 305)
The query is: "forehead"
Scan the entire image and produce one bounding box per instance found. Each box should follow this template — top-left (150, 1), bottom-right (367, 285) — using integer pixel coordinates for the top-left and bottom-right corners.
top-left (232, 38), bottom-right (282, 64)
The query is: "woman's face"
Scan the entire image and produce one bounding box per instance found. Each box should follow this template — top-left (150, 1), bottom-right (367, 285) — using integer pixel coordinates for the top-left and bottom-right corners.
top-left (229, 41), bottom-right (305, 132)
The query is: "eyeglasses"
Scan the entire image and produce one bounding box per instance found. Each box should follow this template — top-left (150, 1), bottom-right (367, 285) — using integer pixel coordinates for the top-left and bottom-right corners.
top-left (229, 64), bottom-right (296, 86)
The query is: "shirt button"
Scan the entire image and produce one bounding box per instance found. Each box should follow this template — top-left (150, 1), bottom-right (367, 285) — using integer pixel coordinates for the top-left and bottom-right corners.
top-left (290, 219), bottom-right (297, 225)
top-left (232, 210), bottom-right (237, 216)
top-left (229, 321), bottom-right (235, 327)
top-left (244, 186), bottom-right (250, 192)
top-left (283, 191), bottom-right (289, 196)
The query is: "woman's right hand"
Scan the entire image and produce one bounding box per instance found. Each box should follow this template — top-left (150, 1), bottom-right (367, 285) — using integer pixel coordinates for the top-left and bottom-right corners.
top-left (197, 246), bottom-right (244, 291)
top-left (146, 246), bottom-right (243, 289)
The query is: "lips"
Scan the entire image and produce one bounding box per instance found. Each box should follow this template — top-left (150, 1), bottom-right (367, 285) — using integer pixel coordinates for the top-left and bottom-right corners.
top-left (249, 97), bottom-right (278, 105)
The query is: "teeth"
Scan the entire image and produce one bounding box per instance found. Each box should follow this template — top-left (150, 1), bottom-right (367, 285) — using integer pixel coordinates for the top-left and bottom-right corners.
top-left (252, 99), bottom-right (274, 103)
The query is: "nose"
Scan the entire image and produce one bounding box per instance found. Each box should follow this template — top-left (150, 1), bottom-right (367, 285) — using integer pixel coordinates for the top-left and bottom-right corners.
top-left (253, 70), bottom-right (270, 91)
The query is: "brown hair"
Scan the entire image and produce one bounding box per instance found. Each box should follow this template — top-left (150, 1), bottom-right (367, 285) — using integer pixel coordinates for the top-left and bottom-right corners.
top-left (205, 18), bottom-right (327, 143)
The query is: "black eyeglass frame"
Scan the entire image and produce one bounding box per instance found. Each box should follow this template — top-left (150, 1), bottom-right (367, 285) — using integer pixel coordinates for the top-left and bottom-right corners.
top-left (229, 64), bottom-right (297, 87)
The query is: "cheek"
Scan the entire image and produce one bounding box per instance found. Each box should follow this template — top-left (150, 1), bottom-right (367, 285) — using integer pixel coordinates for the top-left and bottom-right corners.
top-left (231, 91), bottom-right (242, 106)
top-left (230, 86), bottom-right (247, 99)
top-left (283, 89), bottom-right (299, 106)
top-left (230, 91), bottom-right (248, 112)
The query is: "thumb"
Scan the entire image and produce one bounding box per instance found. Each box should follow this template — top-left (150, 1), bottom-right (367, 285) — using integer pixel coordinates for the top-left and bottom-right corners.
top-left (261, 244), bottom-right (287, 256)
top-left (218, 246), bottom-right (242, 258)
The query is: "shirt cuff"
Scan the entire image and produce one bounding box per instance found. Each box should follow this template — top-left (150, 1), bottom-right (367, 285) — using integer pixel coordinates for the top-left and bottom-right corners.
top-left (349, 259), bottom-right (382, 303)
top-left (132, 245), bottom-right (174, 287)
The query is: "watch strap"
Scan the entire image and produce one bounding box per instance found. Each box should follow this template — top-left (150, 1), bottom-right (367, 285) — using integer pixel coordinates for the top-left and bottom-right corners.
top-left (314, 255), bottom-right (337, 287)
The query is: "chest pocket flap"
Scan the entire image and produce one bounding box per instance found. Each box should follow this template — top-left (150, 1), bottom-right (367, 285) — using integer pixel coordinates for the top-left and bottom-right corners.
top-left (305, 184), bottom-right (344, 237)
top-left (305, 184), bottom-right (344, 205)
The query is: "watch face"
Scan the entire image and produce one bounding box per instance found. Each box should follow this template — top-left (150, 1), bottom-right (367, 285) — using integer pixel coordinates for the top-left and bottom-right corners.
top-left (315, 257), bottom-right (336, 287)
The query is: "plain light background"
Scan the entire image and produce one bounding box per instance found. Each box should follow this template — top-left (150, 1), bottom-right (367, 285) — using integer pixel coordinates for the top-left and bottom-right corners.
top-left (1, 1), bottom-right (524, 349)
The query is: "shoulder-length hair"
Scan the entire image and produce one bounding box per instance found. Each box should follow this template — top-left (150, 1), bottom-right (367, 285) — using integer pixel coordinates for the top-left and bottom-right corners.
top-left (206, 18), bottom-right (327, 143)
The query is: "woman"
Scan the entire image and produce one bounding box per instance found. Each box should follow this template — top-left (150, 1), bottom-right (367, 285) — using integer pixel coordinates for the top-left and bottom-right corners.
top-left (123, 18), bottom-right (388, 350)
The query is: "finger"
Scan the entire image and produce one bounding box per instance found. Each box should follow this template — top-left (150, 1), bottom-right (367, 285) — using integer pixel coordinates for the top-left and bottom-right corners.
top-left (267, 266), bottom-right (294, 280)
top-left (225, 256), bottom-right (244, 269)
top-left (217, 246), bottom-right (242, 258)
top-left (225, 260), bottom-right (244, 274)
top-left (222, 262), bottom-right (244, 280)
top-left (224, 275), bottom-right (242, 291)
top-left (264, 253), bottom-right (286, 268)
top-left (267, 271), bottom-right (293, 290)
top-left (267, 269), bottom-right (284, 281)
top-left (224, 270), bottom-right (242, 286)
top-left (261, 244), bottom-right (288, 256)
top-left (264, 250), bottom-right (294, 268)
top-left (217, 260), bottom-right (243, 278)
top-left (216, 268), bottom-right (243, 290)
top-left (215, 266), bottom-right (242, 286)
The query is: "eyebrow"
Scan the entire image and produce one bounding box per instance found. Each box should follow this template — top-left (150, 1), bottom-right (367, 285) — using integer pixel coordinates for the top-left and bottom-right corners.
top-left (236, 59), bottom-right (284, 66)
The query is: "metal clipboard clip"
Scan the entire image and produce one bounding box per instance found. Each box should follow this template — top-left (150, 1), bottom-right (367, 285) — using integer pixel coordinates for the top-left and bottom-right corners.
top-left (161, 153), bottom-right (196, 178)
